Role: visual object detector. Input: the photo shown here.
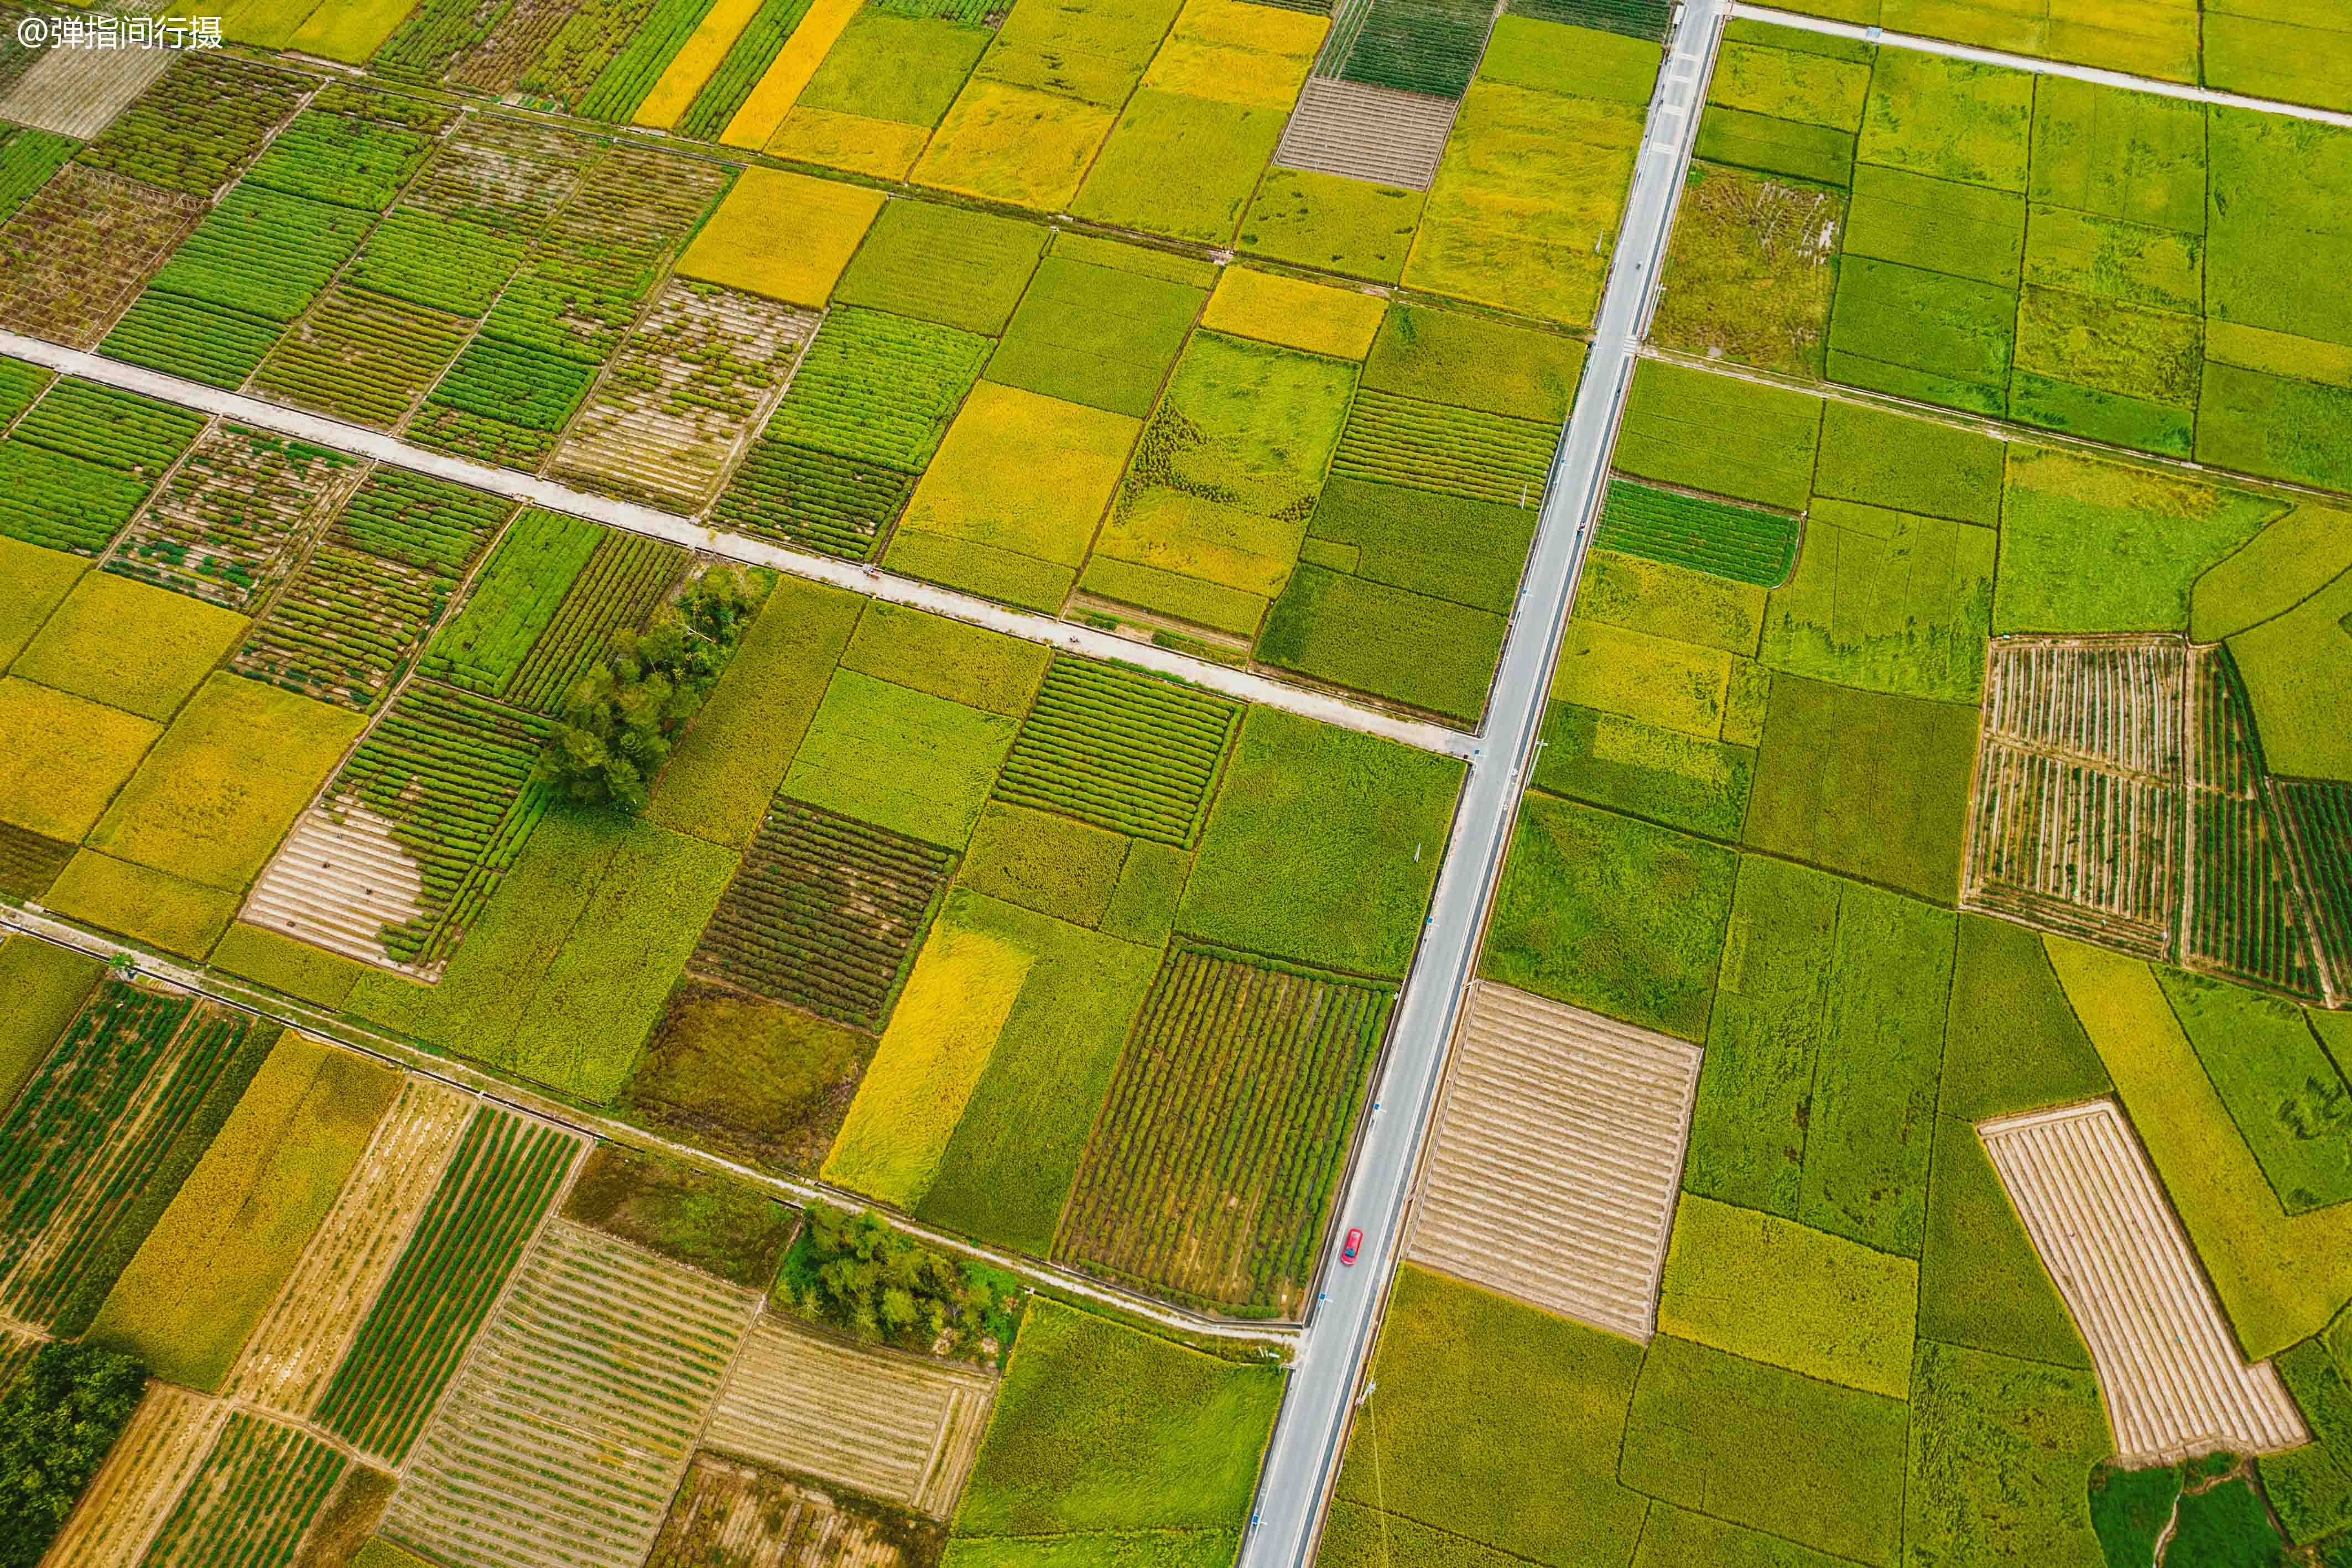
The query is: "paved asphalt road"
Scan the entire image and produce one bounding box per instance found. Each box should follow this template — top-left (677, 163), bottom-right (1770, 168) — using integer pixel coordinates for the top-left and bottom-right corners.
top-left (1234, 6), bottom-right (1730, 1561)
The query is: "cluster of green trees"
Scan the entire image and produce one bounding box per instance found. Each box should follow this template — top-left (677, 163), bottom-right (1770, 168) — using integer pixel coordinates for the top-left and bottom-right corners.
top-left (537, 566), bottom-right (767, 814)
top-left (778, 1204), bottom-right (1023, 1365)
top-left (0, 1343), bottom-right (145, 1567)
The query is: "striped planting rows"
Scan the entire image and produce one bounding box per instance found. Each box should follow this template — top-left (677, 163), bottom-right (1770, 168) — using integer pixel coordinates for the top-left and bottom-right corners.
top-left (504, 529), bottom-right (689, 713)
top-left (995, 658), bottom-right (1240, 849)
top-left (109, 423), bottom-right (366, 610)
top-left (1980, 1100), bottom-right (2308, 1463)
top-left (2183, 643), bottom-right (2324, 997)
top-left (648, 1454), bottom-right (912, 1568)
top-left (139, 1412), bottom-right (346, 1568)
top-left (1408, 981), bottom-right (1703, 1342)
top-left (223, 1077), bottom-right (475, 1420)
top-left (1273, 75), bottom-right (1459, 191)
top-left (387, 1220), bottom-right (759, 1568)
top-left (703, 1315), bottom-right (996, 1519)
top-left (38, 1383), bottom-right (230, 1568)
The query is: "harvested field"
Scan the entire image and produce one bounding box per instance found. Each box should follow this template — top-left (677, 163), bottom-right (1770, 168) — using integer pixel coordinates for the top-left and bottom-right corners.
top-left (250, 286), bottom-right (472, 429)
top-left (993, 658), bottom-right (1240, 850)
top-left (37, 1382), bottom-right (228, 1568)
top-left (711, 439), bottom-right (917, 562)
top-left (2183, 644), bottom-right (2323, 998)
top-left (1329, 388), bottom-right (1557, 507)
top-left (1980, 1099), bottom-right (2308, 1463)
top-left (504, 530), bottom-right (689, 712)
top-left (704, 1314), bottom-right (997, 1519)
top-left (0, 38), bottom-right (174, 139)
top-left (403, 115), bottom-right (600, 235)
top-left (385, 1220), bottom-right (761, 1568)
top-left (1963, 635), bottom-right (2187, 959)
top-left (141, 1411), bottom-right (346, 1568)
top-left (1408, 980), bottom-right (1703, 1341)
top-left (1056, 944), bottom-right (1393, 1314)
top-left (690, 798), bottom-right (956, 1030)
top-left (0, 165), bottom-right (202, 348)
top-left (0, 984), bottom-right (252, 1328)
top-left (315, 1105), bottom-right (581, 1465)
top-left (550, 280), bottom-right (820, 511)
top-left (648, 1453), bottom-right (939, 1568)
top-left (223, 1077), bottom-right (473, 1420)
top-left (250, 684), bottom-right (551, 970)
top-left (1273, 75), bottom-right (1458, 192)
top-left (106, 424), bottom-right (365, 611)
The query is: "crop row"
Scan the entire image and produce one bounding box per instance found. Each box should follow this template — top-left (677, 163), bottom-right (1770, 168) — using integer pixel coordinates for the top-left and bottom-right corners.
top-left (996, 658), bottom-right (1241, 848)
top-left (243, 107), bottom-right (434, 212)
top-left (374, 0), bottom-right (514, 83)
top-left (11, 378), bottom-right (205, 478)
top-left (0, 989), bottom-right (251, 1327)
top-left (0, 165), bottom-right (202, 351)
top-left (691, 798), bottom-right (957, 1029)
top-left (1594, 477), bottom-right (1802, 587)
top-left (709, 438), bottom-right (915, 561)
top-left (765, 307), bottom-right (991, 472)
top-left (315, 1106), bottom-right (577, 1464)
top-left (249, 284), bottom-right (471, 427)
top-left (448, 0), bottom-right (586, 97)
top-left (422, 508), bottom-right (602, 695)
top-left (2277, 780), bottom-right (2352, 1002)
top-left (335, 467), bottom-right (515, 576)
top-left (311, 81), bottom-right (458, 135)
top-left (1510, 0), bottom-right (1674, 40)
top-left (142, 182), bottom-right (374, 325)
top-left (329, 681), bottom-right (554, 965)
top-left (1330, 388), bottom-right (1557, 507)
top-left (508, 530), bottom-right (689, 712)
top-left (235, 541), bottom-right (457, 711)
top-left (101, 292), bottom-right (282, 390)
top-left (349, 209), bottom-right (530, 319)
top-left (0, 821), bottom-right (74, 902)
top-left (422, 335), bottom-right (599, 434)
top-left (1057, 945), bottom-right (1391, 1312)
top-left (576, 0), bottom-right (718, 121)
top-left (0, 355), bottom-right (48, 429)
top-left (139, 1413), bottom-right (346, 1568)
top-left (0, 441), bottom-right (153, 554)
top-left (107, 424), bottom-right (363, 610)
top-left (0, 128), bottom-right (75, 225)
top-left (675, 0), bottom-right (815, 139)
top-left (2185, 647), bottom-right (2322, 998)
top-left (384, 1219), bottom-right (756, 1568)
top-left (1330, 0), bottom-right (1496, 98)
top-left (521, 0), bottom-right (670, 111)
top-left (75, 53), bottom-right (308, 197)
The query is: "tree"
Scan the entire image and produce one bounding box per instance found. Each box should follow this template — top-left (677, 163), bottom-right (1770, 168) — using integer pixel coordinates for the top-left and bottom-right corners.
top-left (0, 1342), bottom-right (146, 1567)
top-left (780, 1204), bottom-right (1022, 1362)
top-left (536, 566), bottom-right (766, 814)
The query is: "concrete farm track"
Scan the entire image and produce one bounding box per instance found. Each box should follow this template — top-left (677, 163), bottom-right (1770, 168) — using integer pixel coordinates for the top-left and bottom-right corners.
top-left (0, 329), bottom-right (1472, 764)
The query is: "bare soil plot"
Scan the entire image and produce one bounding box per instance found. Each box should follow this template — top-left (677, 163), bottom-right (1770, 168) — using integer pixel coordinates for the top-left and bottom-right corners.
top-left (1963, 635), bottom-right (2187, 959)
top-left (223, 1076), bottom-right (473, 1420)
top-left (1408, 980), bottom-right (1704, 1341)
top-left (106, 423), bottom-right (367, 611)
top-left (0, 38), bottom-right (174, 139)
top-left (240, 801), bottom-right (431, 970)
top-left (448, 0), bottom-right (585, 97)
top-left (1979, 1099), bottom-right (2308, 1463)
top-left (550, 281), bottom-right (820, 512)
top-left (1274, 75), bottom-right (1458, 192)
top-left (402, 115), bottom-right (600, 234)
top-left (37, 1382), bottom-right (227, 1568)
top-left (647, 1453), bottom-right (940, 1568)
top-left (0, 164), bottom-right (201, 348)
top-left (704, 1315), bottom-right (997, 1520)
top-left (384, 1219), bottom-right (761, 1568)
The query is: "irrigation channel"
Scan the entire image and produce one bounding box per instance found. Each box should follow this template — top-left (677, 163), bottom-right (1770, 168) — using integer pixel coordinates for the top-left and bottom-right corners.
top-left (1232, 1), bottom-right (1730, 1559)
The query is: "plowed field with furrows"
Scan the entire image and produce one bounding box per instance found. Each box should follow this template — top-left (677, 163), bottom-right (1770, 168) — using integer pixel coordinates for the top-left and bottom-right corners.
top-left (38, 1384), bottom-right (228, 1568)
top-left (1981, 635), bottom-right (2186, 777)
top-left (0, 165), bottom-right (202, 349)
top-left (1981, 1101), bottom-right (2309, 1463)
top-left (1056, 946), bottom-right (1391, 1314)
top-left (106, 424), bottom-right (365, 610)
top-left (385, 1220), bottom-right (760, 1568)
top-left (1274, 75), bottom-right (1459, 191)
top-left (648, 1455), bottom-right (917, 1568)
top-left (241, 800), bottom-right (433, 970)
top-left (703, 1316), bottom-right (997, 1519)
top-left (690, 799), bottom-right (955, 1030)
top-left (1410, 982), bottom-right (1701, 1340)
top-left (402, 115), bottom-right (599, 233)
top-left (994, 658), bottom-right (1240, 848)
top-left (0, 988), bottom-right (250, 1327)
top-left (225, 1078), bottom-right (474, 1419)
top-left (550, 283), bottom-right (820, 511)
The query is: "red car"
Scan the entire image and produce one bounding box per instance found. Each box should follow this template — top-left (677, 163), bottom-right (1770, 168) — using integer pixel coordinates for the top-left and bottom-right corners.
top-left (1340, 1228), bottom-right (1363, 1265)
